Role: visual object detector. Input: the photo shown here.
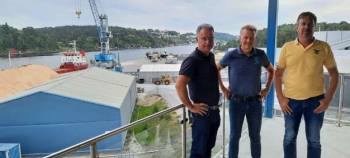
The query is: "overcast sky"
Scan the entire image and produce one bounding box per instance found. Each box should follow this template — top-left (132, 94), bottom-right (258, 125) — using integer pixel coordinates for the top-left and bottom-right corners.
top-left (1, 0), bottom-right (349, 35)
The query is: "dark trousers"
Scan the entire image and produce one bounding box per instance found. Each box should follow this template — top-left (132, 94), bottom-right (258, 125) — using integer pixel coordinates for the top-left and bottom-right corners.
top-left (283, 95), bottom-right (325, 158)
top-left (190, 109), bottom-right (221, 158)
top-left (228, 99), bottom-right (262, 158)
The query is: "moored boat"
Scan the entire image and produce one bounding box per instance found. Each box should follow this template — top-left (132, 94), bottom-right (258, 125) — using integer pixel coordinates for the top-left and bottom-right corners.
top-left (55, 41), bottom-right (88, 74)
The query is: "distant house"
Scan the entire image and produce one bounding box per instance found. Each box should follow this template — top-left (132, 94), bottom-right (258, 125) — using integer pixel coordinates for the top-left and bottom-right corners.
top-left (0, 67), bottom-right (136, 155)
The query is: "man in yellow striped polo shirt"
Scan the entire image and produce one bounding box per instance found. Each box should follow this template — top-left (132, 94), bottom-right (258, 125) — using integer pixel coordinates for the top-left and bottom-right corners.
top-left (275, 12), bottom-right (339, 158)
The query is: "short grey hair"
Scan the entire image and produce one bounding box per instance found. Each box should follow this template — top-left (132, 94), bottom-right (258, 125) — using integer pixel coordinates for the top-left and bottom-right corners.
top-left (240, 24), bottom-right (257, 36)
top-left (196, 23), bottom-right (214, 35)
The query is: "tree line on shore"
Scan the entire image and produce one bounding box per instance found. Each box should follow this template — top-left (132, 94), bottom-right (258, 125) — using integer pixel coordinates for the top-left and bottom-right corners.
top-left (0, 24), bottom-right (195, 57)
top-left (1, 21), bottom-right (349, 57)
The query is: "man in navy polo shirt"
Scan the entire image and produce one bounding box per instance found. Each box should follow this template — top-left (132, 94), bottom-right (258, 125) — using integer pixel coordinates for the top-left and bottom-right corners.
top-left (176, 23), bottom-right (220, 158)
top-left (217, 25), bottom-right (274, 158)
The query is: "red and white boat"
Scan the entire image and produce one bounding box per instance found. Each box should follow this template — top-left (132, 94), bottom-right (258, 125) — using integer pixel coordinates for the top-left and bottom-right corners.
top-left (55, 41), bottom-right (88, 74)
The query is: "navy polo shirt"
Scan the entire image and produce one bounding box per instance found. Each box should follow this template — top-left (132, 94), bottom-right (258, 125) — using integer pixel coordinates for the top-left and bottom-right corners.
top-left (220, 47), bottom-right (270, 96)
top-left (179, 48), bottom-right (220, 106)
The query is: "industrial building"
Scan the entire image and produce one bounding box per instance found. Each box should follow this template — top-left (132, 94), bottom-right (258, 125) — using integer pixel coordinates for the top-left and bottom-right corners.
top-left (0, 67), bottom-right (136, 155)
top-left (138, 64), bottom-right (181, 84)
top-left (315, 31), bottom-right (350, 50)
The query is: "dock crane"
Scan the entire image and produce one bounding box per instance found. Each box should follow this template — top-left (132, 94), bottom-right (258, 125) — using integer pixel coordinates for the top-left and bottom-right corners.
top-left (76, 0), bottom-right (122, 72)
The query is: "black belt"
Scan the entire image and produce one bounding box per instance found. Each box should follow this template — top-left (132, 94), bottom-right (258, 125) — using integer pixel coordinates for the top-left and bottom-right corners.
top-left (208, 105), bottom-right (220, 110)
top-left (231, 94), bottom-right (261, 102)
top-left (188, 105), bottom-right (219, 122)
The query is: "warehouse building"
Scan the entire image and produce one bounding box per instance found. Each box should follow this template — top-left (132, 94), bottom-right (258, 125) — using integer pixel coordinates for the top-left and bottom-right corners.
top-left (0, 67), bottom-right (136, 155)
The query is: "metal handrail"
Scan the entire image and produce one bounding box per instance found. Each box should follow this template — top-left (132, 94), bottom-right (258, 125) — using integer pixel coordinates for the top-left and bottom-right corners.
top-left (222, 98), bottom-right (226, 158)
top-left (44, 104), bottom-right (185, 158)
top-left (337, 74), bottom-right (345, 127)
top-left (40, 71), bottom-right (350, 158)
top-left (324, 73), bottom-right (350, 126)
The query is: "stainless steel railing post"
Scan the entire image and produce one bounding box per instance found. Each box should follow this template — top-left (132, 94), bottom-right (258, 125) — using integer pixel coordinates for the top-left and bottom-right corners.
top-left (182, 106), bottom-right (187, 158)
top-left (90, 143), bottom-right (98, 158)
top-left (222, 97), bottom-right (226, 158)
top-left (337, 74), bottom-right (344, 127)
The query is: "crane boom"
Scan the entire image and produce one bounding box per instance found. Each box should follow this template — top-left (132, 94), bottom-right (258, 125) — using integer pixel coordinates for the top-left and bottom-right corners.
top-left (76, 0), bottom-right (122, 71)
top-left (88, 0), bottom-right (111, 54)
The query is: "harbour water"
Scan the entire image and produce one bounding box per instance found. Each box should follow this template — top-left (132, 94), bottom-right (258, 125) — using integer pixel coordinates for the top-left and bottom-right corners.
top-left (0, 45), bottom-right (196, 70)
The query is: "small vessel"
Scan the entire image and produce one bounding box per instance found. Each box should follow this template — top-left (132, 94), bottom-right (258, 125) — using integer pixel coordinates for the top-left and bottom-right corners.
top-left (55, 40), bottom-right (88, 74)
